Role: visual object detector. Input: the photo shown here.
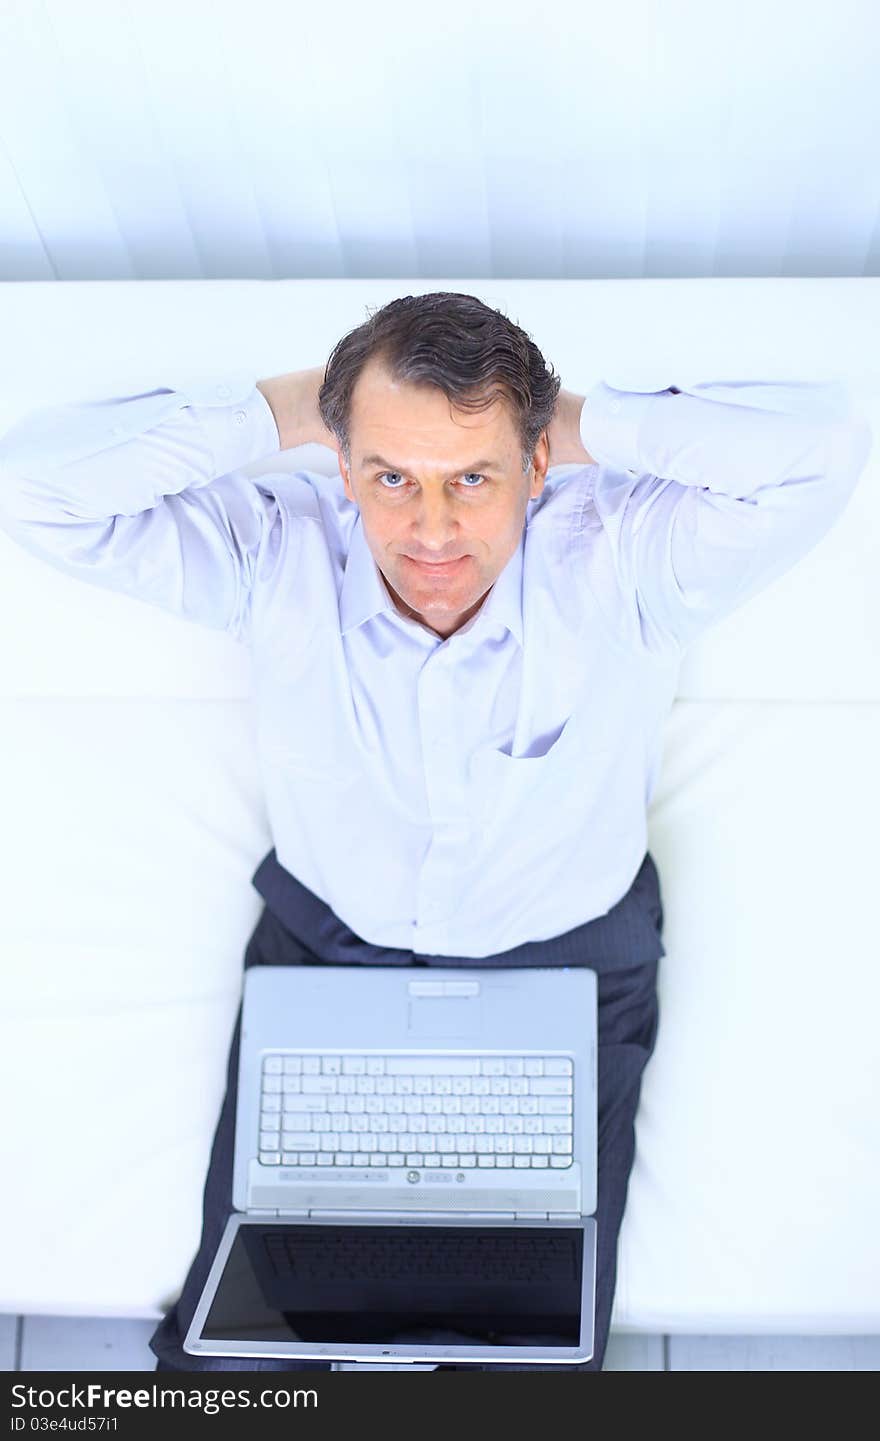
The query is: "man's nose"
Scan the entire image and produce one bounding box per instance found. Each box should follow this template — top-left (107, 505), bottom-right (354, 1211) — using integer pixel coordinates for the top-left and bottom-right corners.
top-left (412, 490), bottom-right (459, 551)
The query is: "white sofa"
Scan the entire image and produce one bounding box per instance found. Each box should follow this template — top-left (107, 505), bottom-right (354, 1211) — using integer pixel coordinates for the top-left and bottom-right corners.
top-left (0, 277), bottom-right (877, 1335)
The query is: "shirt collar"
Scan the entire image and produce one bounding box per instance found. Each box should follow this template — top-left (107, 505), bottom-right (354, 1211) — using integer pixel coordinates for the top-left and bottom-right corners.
top-left (339, 511), bottom-right (524, 648)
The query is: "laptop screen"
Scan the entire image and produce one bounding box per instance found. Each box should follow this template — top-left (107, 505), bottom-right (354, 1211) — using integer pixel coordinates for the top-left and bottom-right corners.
top-left (197, 1220), bottom-right (585, 1352)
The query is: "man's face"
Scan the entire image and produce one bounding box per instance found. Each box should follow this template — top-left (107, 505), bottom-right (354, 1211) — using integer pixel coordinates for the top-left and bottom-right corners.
top-left (336, 359), bottom-right (549, 639)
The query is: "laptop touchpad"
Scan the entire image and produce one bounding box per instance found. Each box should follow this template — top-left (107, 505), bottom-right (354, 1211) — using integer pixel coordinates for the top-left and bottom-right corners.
top-left (407, 997), bottom-right (481, 1037)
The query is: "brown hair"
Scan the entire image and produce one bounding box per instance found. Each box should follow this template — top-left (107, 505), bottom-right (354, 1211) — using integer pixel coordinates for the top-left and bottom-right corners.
top-left (318, 291), bottom-right (561, 473)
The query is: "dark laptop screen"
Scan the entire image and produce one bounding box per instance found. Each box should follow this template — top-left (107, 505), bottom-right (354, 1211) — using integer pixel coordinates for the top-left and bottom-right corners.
top-left (198, 1221), bottom-right (585, 1350)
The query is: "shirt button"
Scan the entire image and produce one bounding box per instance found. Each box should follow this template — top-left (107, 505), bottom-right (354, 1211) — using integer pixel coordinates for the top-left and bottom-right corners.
top-left (609, 399), bottom-right (622, 414)
top-left (233, 410), bottom-right (247, 426)
top-left (216, 384), bottom-right (231, 399)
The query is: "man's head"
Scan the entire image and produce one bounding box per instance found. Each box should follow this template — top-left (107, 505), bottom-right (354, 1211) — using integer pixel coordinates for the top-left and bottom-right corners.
top-left (318, 292), bottom-right (561, 639)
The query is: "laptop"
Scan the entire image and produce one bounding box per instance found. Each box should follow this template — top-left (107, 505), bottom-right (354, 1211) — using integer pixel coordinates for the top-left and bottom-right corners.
top-left (183, 963), bottom-right (597, 1367)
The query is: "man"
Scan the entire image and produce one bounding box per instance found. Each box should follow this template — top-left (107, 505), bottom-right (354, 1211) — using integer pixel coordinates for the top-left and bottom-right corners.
top-left (0, 291), bottom-right (871, 1372)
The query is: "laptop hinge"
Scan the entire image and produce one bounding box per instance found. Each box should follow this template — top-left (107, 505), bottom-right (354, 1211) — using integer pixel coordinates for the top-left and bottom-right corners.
top-left (305, 1209), bottom-right (518, 1220)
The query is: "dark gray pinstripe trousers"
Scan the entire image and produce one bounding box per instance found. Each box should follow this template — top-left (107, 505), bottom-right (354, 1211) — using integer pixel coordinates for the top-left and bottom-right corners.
top-left (149, 848), bottom-right (664, 1373)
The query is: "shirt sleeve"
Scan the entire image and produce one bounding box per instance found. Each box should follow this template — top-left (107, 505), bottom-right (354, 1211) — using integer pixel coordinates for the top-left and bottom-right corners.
top-left (579, 377), bottom-right (874, 655)
top-left (0, 372), bottom-right (283, 644)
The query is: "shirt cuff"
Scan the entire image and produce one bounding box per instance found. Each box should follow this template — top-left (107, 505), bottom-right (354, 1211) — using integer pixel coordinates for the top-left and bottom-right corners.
top-left (580, 380), bottom-right (675, 474)
top-left (171, 372), bottom-right (282, 474)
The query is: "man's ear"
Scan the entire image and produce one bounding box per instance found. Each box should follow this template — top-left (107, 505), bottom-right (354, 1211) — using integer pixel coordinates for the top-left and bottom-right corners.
top-left (529, 429), bottom-right (550, 500)
top-left (337, 447), bottom-right (356, 503)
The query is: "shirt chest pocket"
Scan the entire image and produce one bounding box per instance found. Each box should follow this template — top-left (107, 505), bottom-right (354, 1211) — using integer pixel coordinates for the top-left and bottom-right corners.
top-left (467, 710), bottom-right (614, 824)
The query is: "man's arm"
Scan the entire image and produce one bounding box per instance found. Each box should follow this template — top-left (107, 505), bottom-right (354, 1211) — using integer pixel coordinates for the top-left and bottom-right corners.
top-left (547, 387), bottom-right (597, 467)
top-left (576, 376), bottom-right (873, 654)
top-left (0, 371), bottom-right (299, 642)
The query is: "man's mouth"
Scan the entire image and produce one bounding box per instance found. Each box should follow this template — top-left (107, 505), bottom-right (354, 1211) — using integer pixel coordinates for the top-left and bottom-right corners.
top-left (404, 555), bottom-right (469, 575)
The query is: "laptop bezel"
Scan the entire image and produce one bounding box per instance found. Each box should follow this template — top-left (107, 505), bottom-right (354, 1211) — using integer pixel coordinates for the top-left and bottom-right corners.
top-left (183, 1211), bottom-right (596, 1366)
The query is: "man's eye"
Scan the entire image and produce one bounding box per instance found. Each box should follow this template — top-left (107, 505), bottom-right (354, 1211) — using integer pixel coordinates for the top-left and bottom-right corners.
top-left (377, 472), bottom-right (486, 489)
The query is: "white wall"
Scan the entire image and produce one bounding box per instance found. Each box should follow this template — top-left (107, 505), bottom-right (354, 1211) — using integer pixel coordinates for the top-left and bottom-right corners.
top-left (0, 0), bottom-right (878, 282)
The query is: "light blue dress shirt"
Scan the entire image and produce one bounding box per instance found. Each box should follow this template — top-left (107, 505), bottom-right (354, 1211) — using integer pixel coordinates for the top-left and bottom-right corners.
top-left (0, 372), bottom-right (872, 957)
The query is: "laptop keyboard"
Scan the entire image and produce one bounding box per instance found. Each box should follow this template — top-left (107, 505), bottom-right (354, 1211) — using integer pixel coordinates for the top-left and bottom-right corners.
top-left (257, 1053), bottom-right (575, 1169)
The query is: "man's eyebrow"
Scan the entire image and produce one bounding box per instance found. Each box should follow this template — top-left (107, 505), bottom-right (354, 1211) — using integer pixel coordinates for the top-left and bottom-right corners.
top-left (360, 453), bottom-right (502, 476)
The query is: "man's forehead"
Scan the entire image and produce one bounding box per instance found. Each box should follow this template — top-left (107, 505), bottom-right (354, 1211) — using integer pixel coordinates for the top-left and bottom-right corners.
top-left (350, 364), bottom-right (516, 466)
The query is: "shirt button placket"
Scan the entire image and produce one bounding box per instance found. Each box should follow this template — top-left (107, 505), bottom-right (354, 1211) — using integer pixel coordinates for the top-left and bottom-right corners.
top-left (416, 650), bottom-right (468, 930)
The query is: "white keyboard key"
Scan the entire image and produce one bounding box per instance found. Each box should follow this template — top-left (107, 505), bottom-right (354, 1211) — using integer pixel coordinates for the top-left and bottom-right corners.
top-left (284, 1096), bottom-right (328, 1112)
top-left (321, 1057), bottom-right (341, 1074)
top-left (342, 1057), bottom-right (366, 1074)
top-left (262, 1076), bottom-right (282, 1094)
top-left (545, 1058), bottom-right (573, 1075)
top-left (424, 1155), bottom-right (442, 1166)
top-left (261, 1095), bottom-right (282, 1112)
top-left (550, 1156), bottom-right (573, 1167)
top-left (283, 1057), bottom-right (302, 1074)
top-left (302, 1077), bottom-right (337, 1094)
top-left (514, 1157), bottom-right (531, 1168)
top-left (259, 1151), bottom-right (281, 1165)
top-left (414, 1077), bottom-right (432, 1094)
top-left (513, 1137), bottom-right (533, 1153)
top-left (353, 1153), bottom-right (370, 1166)
top-left (524, 1118), bottom-right (542, 1135)
top-left (394, 1078), bottom-right (414, 1094)
top-left (263, 1057), bottom-right (283, 1074)
top-left (475, 1136), bottom-right (493, 1153)
top-left (281, 1132), bottom-right (314, 1149)
top-left (327, 1096), bottom-right (345, 1113)
top-left (281, 1152), bottom-right (299, 1165)
top-left (544, 1118), bottom-right (573, 1135)
top-left (298, 1152), bottom-right (317, 1165)
top-left (386, 1058), bottom-right (481, 1075)
top-left (504, 1059), bottom-right (524, 1076)
top-left (302, 1058), bottom-right (321, 1074)
top-left (503, 1118), bottom-right (524, 1133)
top-left (458, 1154), bottom-right (477, 1167)
top-left (371, 1154), bottom-right (387, 1166)
top-left (406, 1153), bottom-right (424, 1166)
top-left (510, 1078), bottom-right (528, 1095)
top-left (282, 1077), bottom-right (301, 1093)
top-left (478, 1156), bottom-right (496, 1167)
top-left (376, 1077), bottom-right (394, 1094)
top-left (317, 1154), bottom-right (334, 1165)
top-left (495, 1157), bottom-right (513, 1167)
top-left (337, 1154), bottom-right (352, 1165)
top-left (524, 1060), bottom-right (544, 1076)
top-left (366, 1058), bottom-right (386, 1075)
top-left (472, 1078), bottom-right (490, 1095)
top-left (530, 1079), bottom-right (572, 1096)
top-left (441, 1154), bottom-right (458, 1167)
top-left (490, 1078), bottom-right (510, 1095)
top-left (530, 1155), bottom-right (549, 1167)
top-left (539, 1097), bottom-right (573, 1115)
top-left (481, 1060), bottom-right (505, 1076)
top-left (533, 1136), bottom-right (552, 1153)
top-left (388, 1154), bottom-right (405, 1166)
top-left (552, 1136), bottom-right (573, 1153)
top-left (356, 1077), bottom-right (376, 1094)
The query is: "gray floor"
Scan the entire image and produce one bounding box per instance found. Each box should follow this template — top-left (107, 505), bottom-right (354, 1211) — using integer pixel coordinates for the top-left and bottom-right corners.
top-left (2, 1315), bottom-right (879, 1370)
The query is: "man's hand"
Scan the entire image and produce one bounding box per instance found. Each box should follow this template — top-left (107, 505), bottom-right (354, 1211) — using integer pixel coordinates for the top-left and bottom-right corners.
top-left (256, 366), bottom-right (336, 452)
top-left (547, 388), bottom-right (596, 468)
